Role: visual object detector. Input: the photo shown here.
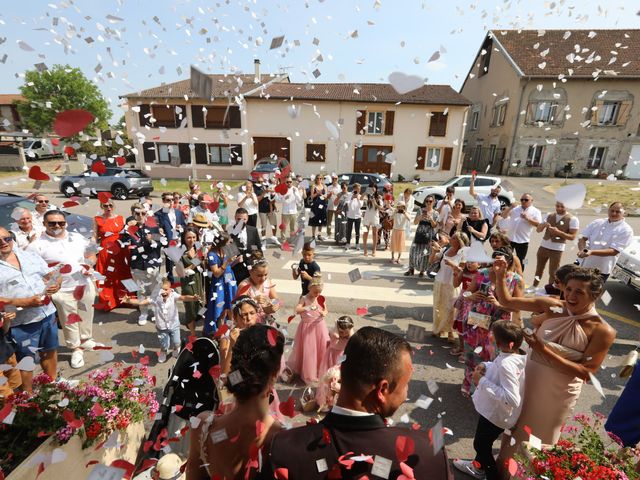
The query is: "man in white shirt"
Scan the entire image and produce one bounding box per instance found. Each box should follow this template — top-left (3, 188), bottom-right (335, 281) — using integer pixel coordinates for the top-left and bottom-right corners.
top-left (277, 176), bottom-right (303, 241)
top-left (27, 210), bottom-right (101, 369)
top-left (469, 172), bottom-right (502, 226)
top-left (326, 174), bottom-right (341, 237)
top-left (31, 194), bottom-right (53, 228)
top-left (188, 193), bottom-right (219, 226)
top-left (578, 202), bottom-right (634, 282)
top-left (533, 202), bottom-right (579, 287)
top-left (10, 208), bottom-right (43, 249)
top-left (345, 184), bottom-right (363, 250)
top-left (507, 193), bottom-right (542, 267)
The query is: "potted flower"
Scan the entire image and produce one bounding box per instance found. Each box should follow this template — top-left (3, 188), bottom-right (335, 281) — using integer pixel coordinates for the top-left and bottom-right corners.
top-left (0, 363), bottom-right (159, 480)
top-left (516, 412), bottom-right (640, 480)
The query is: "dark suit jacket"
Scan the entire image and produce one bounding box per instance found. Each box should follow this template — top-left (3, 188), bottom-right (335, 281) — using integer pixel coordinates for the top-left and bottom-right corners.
top-left (230, 225), bottom-right (262, 283)
top-left (154, 208), bottom-right (186, 241)
top-left (265, 412), bottom-right (453, 479)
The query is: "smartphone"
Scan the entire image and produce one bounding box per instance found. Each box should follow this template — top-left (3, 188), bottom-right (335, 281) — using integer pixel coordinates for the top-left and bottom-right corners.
top-left (479, 283), bottom-right (490, 295)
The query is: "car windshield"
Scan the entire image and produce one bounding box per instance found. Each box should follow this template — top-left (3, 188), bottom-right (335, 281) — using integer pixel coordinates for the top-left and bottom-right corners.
top-left (442, 176), bottom-right (460, 186)
top-left (23, 141), bottom-right (35, 149)
top-left (254, 162), bottom-right (276, 171)
top-left (0, 199), bottom-right (36, 226)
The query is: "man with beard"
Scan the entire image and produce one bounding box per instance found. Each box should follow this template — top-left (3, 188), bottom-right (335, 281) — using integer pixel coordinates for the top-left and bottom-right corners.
top-left (470, 171), bottom-right (502, 227)
top-left (229, 208), bottom-right (263, 284)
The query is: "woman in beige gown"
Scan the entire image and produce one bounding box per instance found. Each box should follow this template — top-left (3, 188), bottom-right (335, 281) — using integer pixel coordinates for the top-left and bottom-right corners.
top-left (491, 260), bottom-right (616, 479)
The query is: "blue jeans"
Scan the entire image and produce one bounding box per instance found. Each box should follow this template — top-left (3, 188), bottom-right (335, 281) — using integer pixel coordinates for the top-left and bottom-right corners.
top-left (157, 327), bottom-right (181, 351)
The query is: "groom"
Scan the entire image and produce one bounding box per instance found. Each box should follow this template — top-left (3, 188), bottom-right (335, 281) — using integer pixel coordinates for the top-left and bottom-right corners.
top-left (229, 207), bottom-right (263, 284)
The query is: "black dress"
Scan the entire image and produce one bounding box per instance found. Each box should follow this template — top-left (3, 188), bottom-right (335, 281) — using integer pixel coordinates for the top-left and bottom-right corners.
top-left (308, 185), bottom-right (327, 227)
top-left (451, 218), bottom-right (490, 242)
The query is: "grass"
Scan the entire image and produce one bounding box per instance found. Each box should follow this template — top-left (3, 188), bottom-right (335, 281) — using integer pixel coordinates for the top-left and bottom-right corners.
top-left (545, 180), bottom-right (640, 209)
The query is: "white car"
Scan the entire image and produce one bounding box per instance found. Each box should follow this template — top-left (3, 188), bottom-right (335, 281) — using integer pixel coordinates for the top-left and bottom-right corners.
top-left (412, 175), bottom-right (515, 210)
top-left (24, 138), bottom-right (60, 160)
top-left (611, 236), bottom-right (640, 292)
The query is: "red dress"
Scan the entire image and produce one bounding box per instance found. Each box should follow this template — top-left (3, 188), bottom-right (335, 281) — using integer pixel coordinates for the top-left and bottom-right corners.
top-left (95, 215), bottom-right (131, 311)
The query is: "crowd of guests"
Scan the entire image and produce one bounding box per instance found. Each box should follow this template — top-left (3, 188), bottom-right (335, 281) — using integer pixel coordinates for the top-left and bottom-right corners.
top-left (0, 170), bottom-right (637, 479)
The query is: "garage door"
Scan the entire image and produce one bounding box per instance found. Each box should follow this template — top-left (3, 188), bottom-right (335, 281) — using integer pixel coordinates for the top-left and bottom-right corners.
top-left (252, 137), bottom-right (290, 164)
top-left (353, 145), bottom-right (392, 175)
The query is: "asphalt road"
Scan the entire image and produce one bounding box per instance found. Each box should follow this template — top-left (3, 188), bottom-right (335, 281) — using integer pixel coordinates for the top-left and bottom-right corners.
top-left (1, 171), bottom-right (638, 476)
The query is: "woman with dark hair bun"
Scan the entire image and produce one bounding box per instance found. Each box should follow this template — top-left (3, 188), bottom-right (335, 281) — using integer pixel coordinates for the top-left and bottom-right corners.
top-left (179, 227), bottom-right (205, 337)
top-left (187, 324), bottom-right (284, 480)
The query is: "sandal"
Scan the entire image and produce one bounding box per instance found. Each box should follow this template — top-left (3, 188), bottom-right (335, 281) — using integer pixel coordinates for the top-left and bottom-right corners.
top-left (418, 272), bottom-right (424, 278)
top-left (404, 269), bottom-right (414, 276)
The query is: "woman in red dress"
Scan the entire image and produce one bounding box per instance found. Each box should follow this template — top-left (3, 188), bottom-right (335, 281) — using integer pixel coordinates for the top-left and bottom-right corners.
top-left (94, 200), bottom-right (130, 311)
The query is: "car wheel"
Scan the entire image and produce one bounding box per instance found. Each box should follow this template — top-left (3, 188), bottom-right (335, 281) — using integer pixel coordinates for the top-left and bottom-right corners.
top-left (498, 197), bottom-right (510, 209)
top-left (61, 182), bottom-right (77, 198)
top-left (111, 184), bottom-right (129, 200)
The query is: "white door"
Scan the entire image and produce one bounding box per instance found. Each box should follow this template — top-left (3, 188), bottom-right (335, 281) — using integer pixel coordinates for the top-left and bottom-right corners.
top-left (626, 145), bottom-right (640, 179)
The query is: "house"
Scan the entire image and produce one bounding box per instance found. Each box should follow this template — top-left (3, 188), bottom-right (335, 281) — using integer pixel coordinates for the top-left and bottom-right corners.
top-left (460, 29), bottom-right (640, 180)
top-left (0, 94), bottom-right (24, 132)
top-left (121, 61), bottom-right (470, 181)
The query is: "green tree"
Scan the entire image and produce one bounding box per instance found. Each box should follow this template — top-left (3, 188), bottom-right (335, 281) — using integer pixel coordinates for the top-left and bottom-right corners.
top-left (16, 64), bottom-right (111, 136)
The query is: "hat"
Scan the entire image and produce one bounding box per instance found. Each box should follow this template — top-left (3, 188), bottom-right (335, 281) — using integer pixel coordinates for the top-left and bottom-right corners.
top-left (152, 453), bottom-right (185, 480)
top-left (191, 213), bottom-right (211, 228)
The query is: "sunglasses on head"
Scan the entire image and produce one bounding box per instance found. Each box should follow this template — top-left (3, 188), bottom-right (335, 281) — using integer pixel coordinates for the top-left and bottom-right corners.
top-left (47, 221), bottom-right (66, 227)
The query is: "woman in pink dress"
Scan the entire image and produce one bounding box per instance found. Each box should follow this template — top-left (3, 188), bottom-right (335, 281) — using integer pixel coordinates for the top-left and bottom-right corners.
top-left (235, 255), bottom-right (280, 324)
top-left (287, 275), bottom-right (330, 384)
top-left (93, 200), bottom-right (130, 311)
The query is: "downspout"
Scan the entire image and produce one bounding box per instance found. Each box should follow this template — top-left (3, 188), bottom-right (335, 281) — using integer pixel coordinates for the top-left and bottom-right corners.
top-left (456, 106), bottom-right (470, 176)
top-left (506, 76), bottom-right (530, 175)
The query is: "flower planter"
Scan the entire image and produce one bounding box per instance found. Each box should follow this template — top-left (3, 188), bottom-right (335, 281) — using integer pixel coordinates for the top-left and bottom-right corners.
top-left (7, 421), bottom-right (145, 480)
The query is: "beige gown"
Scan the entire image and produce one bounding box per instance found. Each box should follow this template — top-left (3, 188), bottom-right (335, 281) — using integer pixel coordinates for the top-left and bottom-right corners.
top-left (496, 307), bottom-right (598, 479)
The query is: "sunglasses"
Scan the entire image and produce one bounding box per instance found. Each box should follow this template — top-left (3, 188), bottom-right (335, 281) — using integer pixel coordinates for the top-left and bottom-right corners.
top-left (36, 199), bottom-right (49, 204)
top-left (425, 200), bottom-right (434, 203)
top-left (286, 181), bottom-right (293, 185)
top-left (47, 221), bottom-right (66, 227)
top-left (520, 198), bottom-right (530, 202)
top-left (134, 211), bottom-right (146, 215)
top-left (0, 236), bottom-right (14, 244)
top-left (102, 204), bottom-right (114, 208)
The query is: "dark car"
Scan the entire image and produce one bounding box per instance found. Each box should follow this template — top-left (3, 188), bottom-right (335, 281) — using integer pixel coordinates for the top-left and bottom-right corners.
top-left (250, 157), bottom-right (290, 181)
top-left (0, 193), bottom-right (93, 238)
top-left (331, 172), bottom-right (392, 194)
top-left (59, 167), bottom-right (154, 200)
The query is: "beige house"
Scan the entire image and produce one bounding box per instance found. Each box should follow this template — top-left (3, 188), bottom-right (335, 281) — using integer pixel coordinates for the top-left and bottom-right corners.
top-left (0, 94), bottom-right (24, 132)
top-left (121, 63), bottom-right (470, 181)
top-left (460, 29), bottom-right (640, 180)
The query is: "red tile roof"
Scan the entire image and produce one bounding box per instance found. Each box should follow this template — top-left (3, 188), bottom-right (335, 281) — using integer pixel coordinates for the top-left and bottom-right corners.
top-left (0, 94), bottom-right (25, 105)
top-left (491, 29), bottom-right (640, 78)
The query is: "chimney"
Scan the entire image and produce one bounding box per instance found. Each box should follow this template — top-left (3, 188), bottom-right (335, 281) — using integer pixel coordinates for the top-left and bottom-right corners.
top-left (254, 59), bottom-right (261, 82)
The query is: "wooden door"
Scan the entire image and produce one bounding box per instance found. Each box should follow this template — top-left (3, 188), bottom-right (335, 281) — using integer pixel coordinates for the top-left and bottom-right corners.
top-left (353, 145), bottom-right (392, 175)
top-left (252, 137), bottom-right (290, 164)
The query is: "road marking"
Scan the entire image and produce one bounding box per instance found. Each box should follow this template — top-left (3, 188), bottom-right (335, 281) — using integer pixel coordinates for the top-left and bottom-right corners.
top-left (281, 260), bottom-right (429, 280)
top-left (273, 278), bottom-right (432, 304)
top-left (598, 308), bottom-right (639, 327)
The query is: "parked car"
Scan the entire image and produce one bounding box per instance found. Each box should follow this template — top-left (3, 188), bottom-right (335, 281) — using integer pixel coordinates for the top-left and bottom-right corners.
top-left (331, 173), bottom-right (392, 194)
top-left (24, 139), bottom-right (61, 160)
top-left (250, 157), bottom-right (290, 181)
top-left (0, 193), bottom-right (93, 237)
top-left (412, 175), bottom-right (515, 210)
top-left (611, 236), bottom-right (640, 293)
top-left (59, 167), bottom-right (154, 200)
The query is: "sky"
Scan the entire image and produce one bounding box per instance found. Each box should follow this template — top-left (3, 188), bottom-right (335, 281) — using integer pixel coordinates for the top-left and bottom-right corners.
top-left (0, 0), bottom-right (638, 121)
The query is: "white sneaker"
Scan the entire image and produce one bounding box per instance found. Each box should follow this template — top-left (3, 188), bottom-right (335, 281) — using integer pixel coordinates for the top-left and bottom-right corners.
top-left (138, 316), bottom-right (148, 326)
top-left (80, 339), bottom-right (104, 350)
top-left (70, 350), bottom-right (85, 369)
top-left (317, 235), bottom-right (327, 241)
top-left (453, 459), bottom-right (486, 479)
top-left (271, 236), bottom-right (282, 246)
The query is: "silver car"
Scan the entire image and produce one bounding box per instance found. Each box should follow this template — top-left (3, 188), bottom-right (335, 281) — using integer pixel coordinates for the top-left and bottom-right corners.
top-left (60, 167), bottom-right (154, 200)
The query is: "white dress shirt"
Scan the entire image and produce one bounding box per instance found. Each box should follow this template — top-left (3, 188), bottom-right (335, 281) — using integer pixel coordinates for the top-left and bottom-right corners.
top-left (475, 194), bottom-right (501, 223)
top-left (580, 218), bottom-right (634, 274)
top-left (11, 225), bottom-right (43, 249)
top-left (277, 188), bottom-right (302, 215)
top-left (151, 291), bottom-right (181, 330)
top-left (327, 184), bottom-right (341, 212)
top-left (508, 205), bottom-right (542, 243)
top-left (331, 405), bottom-right (374, 417)
top-left (238, 192), bottom-right (259, 215)
top-left (472, 352), bottom-right (526, 429)
top-left (346, 195), bottom-right (363, 219)
top-left (539, 214), bottom-right (579, 252)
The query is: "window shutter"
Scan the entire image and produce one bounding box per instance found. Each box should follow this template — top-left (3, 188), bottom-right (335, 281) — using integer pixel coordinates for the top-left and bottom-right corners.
top-left (178, 143), bottom-right (191, 165)
top-left (429, 113), bottom-right (447, 137)
top-left (442, 147), bottom-right (453, 171)
top-left (356, 110), bottom-right (366, 134)
top-left (617, 100), bottom-right (632, 126)
top-left (138, 105), bottom-right (151, 127)
top-left (174, 106), bottom-right (183, 128)
top-left (228, 106), bottom-right (241, 128)
top-left (191, 106), bottom-right (205, 128)
top-left (591, 100), bottom-right (604, 124)
top-left (384, 111), bottom-right (395, 135)
top-left (416, 146), bottom-right (426, 169)
top-left (142, 142), bottom-right (156, 162)
top-left (526, 102), bottom-right (536, 124)
top-left (194, 144), bottom-right (207, 164)
top-left (230, 145), bottom-right (243, 165)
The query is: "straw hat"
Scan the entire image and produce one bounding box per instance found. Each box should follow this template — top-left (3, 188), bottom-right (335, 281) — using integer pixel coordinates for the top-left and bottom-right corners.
top-left (152, 453), bottom-right (185, 480)
top-left (191, 213), bottom-right (211, 228)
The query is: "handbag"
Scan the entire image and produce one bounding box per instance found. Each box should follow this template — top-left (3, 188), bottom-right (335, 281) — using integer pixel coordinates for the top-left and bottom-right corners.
top-left (382, 215), bottom-right (394, 231)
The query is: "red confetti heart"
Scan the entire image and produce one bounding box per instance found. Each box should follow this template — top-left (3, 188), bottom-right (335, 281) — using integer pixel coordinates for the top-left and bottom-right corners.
top-left (62, 409), bottom-right (83, 429)
top-left (267, 328), bottom-right (278, 346)
top-left (411, 423), bottom-right (421, 430)
top-left (274, 182), bottom-right (288, 195)
top-left (110, 460), bottom-right (135, 480)
top-left (139, 355), bottom-right (150, 365)
top-left (28, 165), bottom-right (50, 181)
top-left (90, 403), bottom-right (105, 417)
top-left (229, 431), bottom-right (241, 443)
top-left (73, 285), bottom-right (86, 301)
top-left (42, 295), bottom-right (51, 306)
top-left (64, 146), bottom-right (75, 156)
top-left (137, 458), bottom-right (158, 474)
top-left (287, 315), bottom-right (295, 324)
top-left (97, 192), bottom-right (112, 204)
top-left (66, 313), bottom-right (82, 325)
top-left (53, 109), bottom-right (95, 137)
top-left (322, 427), bottom-right (331, 445)
top-left (51, 138), bottom-right (60, 146)
top-left (62, 201), bottom-right (79, 208)
top-left (213, 324), bottom-right (229, 339)
top-left (235, 283), bottom-right (252, 298)
top-left (91, 161), bottom-right (106, 175)
top-left (274, 468), bottom-right (289, 480)
top-left (398, 461), bottom-right (415, 480)
top-left (317, 295), bottom-right (326, 309)
top-left (279, 222), bottom-right (286, 231)
top-left (395, 435), bottom-right (415, 463)
top-left (115, 156), bottom-right (126, 166)
top-left (523, 425), bottom-right (532, 436)
top-left (144, 216), bottom-right (158, 228)
top-left (209, 365), bottom-right (221, 379)
top-left (278, 396), bottom-right (296, 418)
top-left (208, 201), bottom-right (220, 213)
top-left (0, 404), bottom-right (13, 422)
top-left (281, 241), bottom-right (292, 252)
top-left (356, 307), bottom-right (368, 316)
top-left (507, 458), bottom-right (518, 476)
top-left (192, 370), bottom-right (202, 379)
top-left (59, 264), bottom-right (72, 274)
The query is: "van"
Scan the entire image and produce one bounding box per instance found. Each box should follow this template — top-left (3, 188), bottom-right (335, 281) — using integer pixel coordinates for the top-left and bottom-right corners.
top-left (23, 139), bottom-right (60, 160)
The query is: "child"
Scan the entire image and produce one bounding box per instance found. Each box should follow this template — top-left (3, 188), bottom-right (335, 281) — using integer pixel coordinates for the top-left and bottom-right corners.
top-left (206, 231), bottom-right (237, 335)
top-left (214, 187), bottom-right (229, 231)
top-left (291, 242), bottom-right (321, 296)
top-left (389, 201), bottom-right (411, 264)
top-left (452, 261), bottom-right (480, 359)
top-left (319, 316), bottom-right (354, 375)
top-left (453, 320), bottom-right (526, 480)
top-left (286, 275), bottom-right (329, 384)
top-left (122, 280), bottom-right (200, 362)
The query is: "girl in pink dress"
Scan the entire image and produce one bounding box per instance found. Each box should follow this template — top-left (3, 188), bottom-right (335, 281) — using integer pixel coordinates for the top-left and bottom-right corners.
top-left (235, 256), bottom-right (281, 324)
top-left (319, 316), bottom-right (354, 375)
top-left (287, 275), bottom-right (330, 384)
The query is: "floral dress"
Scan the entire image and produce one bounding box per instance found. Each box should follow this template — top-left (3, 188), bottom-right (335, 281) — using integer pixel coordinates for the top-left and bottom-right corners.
top-left (462, 268), bottom-right (521, 395)
top-left (205, 250), bottom-right (237, 335)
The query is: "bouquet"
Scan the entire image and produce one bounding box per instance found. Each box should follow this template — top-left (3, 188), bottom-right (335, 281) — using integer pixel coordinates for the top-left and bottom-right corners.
top-left (516, 413), bottom-right (639, 480)
top-left (0, 363), bottom-right (159, 475)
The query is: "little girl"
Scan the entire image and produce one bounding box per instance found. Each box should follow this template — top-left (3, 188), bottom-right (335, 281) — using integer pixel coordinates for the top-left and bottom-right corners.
top-left (319, 315), bottom-right (354, 375)
top-left (389, 201), bottom-right (411, 264)
top-left (451, 261), bottom-right (480, 359)
top-left (214, 187), bottom-right (229, 231)
top-left (236, 254), bottom-right (280, 324)
top-left (287, 275), bottom-right (330, 384)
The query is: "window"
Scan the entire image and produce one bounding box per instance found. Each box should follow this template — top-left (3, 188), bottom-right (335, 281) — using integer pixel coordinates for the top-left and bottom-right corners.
top-left (488, 144), bottom-right (497, 163)
top-left (425, 147), bottom-right (442, 169)
top-left (475, 178), bottom-right (495, 187)
top-left (526, 145), bottom-right (545, 167)
top-left (208, 145), bottom-right (232, 165)
top-left (587, 147), bottom-right (607, 169)
top-left (306, 144), bottom-right (326, 162)
top-left (455, 177), bottom-right (471, 187)
top-left (429, 112), bottom-right (448, 137)
top-left (203, 106), bottom-right (241, 129)
top-left (598, 102), bottom-right (620, 125)
top-left (470, 111), bottom-right (479, 131)
top-left (491, 103), bottom-right (507, 127)
top-left (532, 101), bottom-right (559, 123)
top-left (478, 38), bottom-right (492, 77)
top-left (367, 111), bottom-right (383, 134)
top-left (152, 105), bottom-right (179, 128)
top-left (157, 144), bottom-right (179, 163)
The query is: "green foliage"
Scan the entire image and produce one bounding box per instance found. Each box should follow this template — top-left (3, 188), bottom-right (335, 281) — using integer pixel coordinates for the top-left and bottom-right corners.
top-left (16, 64), bottom-right (112, 136)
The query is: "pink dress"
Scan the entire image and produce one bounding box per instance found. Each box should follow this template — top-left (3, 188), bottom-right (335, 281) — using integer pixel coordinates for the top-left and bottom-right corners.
top-left (287, 297), bottom-right (330, 384)
top-left (238, 278), bottom-right (275, 324)
top-left (319, 331), bottom-right (349, 376)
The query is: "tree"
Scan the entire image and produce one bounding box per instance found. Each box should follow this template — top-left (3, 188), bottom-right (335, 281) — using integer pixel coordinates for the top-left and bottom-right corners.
top-left (16, 64), bottom-right (111, 136)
